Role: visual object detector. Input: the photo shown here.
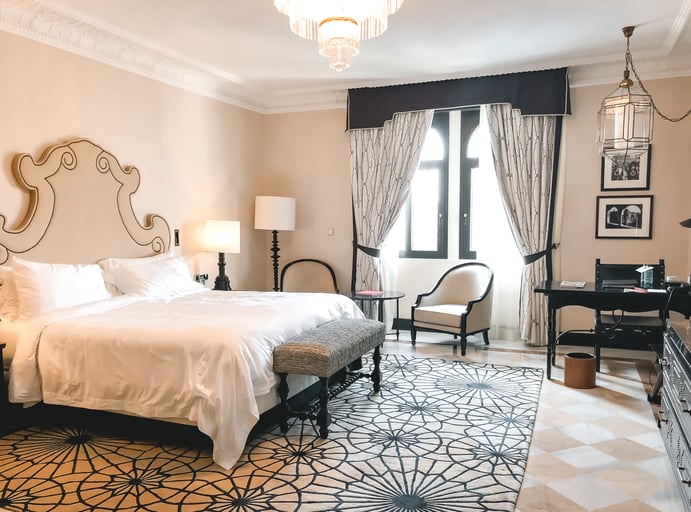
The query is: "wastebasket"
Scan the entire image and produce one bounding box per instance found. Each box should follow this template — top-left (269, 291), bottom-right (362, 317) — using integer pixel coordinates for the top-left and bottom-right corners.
top-left (564, 352), bottom-right (596, 389)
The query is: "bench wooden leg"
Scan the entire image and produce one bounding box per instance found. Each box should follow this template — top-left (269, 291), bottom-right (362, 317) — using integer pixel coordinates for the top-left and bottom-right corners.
top-left (460, 334), bottom-right (467, 356)
top-left (278, 373), bottom-right (289, 433)
top-left (372, 345), bottom-right (381, 393)
top-left (317, 377), bottom-right (330, 439)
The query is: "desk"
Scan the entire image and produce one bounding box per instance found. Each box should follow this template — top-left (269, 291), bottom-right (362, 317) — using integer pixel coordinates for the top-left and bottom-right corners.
top-left (347, 291), bottom-right (404, 340)
top-left (534, 281), bottom-right (691, 379)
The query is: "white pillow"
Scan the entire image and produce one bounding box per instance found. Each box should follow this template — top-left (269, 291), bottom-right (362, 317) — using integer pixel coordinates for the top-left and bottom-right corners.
top-left (98, 251), bottom-right (174, 294)
top-left (0, 266), bottom-right (19, 321)
top-left (114, 256), bottom-right (204, 297)
top-left (12, 257), bottom-right (111, 319)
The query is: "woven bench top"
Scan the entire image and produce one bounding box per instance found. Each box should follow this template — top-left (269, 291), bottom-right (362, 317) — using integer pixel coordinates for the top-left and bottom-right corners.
top-left (273, 318), bottom-right (385, 378)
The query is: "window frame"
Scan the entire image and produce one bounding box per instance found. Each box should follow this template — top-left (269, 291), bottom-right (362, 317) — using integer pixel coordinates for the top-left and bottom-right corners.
top-left (398, 108), bottom-right (481, 260)
top-left (459, 108), bottom-right (479, 260)
top-left (399, 112), bottom-right (449, 259)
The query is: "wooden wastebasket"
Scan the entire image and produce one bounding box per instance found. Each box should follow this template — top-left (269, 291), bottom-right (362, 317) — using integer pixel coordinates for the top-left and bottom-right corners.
top-left (564, 352), bottom-right (596, 389)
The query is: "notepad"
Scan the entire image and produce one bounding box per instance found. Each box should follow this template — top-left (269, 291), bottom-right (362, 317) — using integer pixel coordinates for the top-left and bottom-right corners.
top-left (356, 290), bottom-right (383, 296)
top-left (560, 281), bottom-right (585, 288)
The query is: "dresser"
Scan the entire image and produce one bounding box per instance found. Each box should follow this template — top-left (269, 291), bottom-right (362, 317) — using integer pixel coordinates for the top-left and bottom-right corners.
top-left (660, 318), bottom-right (691, 511)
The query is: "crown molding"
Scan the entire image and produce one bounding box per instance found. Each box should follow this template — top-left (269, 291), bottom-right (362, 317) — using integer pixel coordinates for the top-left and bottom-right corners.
top-left (1, 0), bottom-right (689, 114)
top-left (0, 0), bottom-right (272, 112)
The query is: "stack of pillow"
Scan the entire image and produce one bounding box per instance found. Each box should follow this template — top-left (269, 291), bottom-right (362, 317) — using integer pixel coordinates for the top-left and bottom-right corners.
top-left (0, 252), bottom-right (204, 322)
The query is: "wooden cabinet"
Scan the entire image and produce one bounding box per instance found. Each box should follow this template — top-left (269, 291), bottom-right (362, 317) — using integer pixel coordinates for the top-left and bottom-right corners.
top-left (660, 320), bottom-right (691, 511)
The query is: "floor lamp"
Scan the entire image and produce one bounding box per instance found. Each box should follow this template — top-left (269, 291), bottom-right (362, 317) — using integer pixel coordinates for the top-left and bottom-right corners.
top-left (203, 220), bottom-right (241, 291)
top-left (254, 196), bottom-right (296, 291)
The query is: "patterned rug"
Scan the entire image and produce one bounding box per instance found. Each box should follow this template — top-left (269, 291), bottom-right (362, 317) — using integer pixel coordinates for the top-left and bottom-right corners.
top-left (0, 354), bottom-right (543, 511)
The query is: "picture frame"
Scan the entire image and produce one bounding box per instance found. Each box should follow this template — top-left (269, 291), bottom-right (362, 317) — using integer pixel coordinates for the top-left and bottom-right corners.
top-left (596, 195), bottom-right (653, 239)
top-left (600, 145), bottom-right (651, 191)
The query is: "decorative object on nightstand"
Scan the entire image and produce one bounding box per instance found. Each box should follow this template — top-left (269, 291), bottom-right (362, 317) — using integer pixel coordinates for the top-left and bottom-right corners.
top-left (254, 196), bottom-right (296, 292)
top-left (203, 220), bottom-right (240, 291)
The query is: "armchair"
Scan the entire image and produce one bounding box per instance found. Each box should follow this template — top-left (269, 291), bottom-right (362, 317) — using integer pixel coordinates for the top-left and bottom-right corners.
top-left (410, 262), bottom-right (494, 355)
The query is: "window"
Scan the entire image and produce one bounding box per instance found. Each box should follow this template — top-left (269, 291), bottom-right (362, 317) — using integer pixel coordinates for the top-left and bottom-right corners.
top-left (396, 108), bottom-right (480, 259)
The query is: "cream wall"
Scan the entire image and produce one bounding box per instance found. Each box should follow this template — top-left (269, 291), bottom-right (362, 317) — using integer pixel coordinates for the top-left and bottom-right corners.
top-left (0, 31), bottom-right (267, 291)
top-left (557, 77), bottom-right (691, 331)
top-left (260, 110), bottom-right (353, 292)
top-left (265, 77), bottom-right (691, 338)
top-left (2, 29), bottom-right (689, 319)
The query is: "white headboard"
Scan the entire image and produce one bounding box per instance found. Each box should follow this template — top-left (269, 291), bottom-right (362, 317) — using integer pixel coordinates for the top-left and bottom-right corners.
top-left (0, 138), bottom-right (170, 265)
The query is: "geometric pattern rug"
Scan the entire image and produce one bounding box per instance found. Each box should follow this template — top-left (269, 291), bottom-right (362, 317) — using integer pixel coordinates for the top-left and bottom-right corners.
top-left (0, 354), bottom-right (543, 511)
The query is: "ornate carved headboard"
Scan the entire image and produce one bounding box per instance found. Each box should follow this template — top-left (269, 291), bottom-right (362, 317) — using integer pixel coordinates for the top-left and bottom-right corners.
top-left (0, 139), bottom-right (170, 265)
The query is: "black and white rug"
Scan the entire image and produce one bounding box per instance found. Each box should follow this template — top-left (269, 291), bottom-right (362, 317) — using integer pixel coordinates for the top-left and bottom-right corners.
top-left (0, 354), bottom-right (543, 511)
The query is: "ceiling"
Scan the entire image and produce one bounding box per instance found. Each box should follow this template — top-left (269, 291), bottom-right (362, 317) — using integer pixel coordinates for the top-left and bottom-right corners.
top-left (2, 0), bottom-right (690, 113)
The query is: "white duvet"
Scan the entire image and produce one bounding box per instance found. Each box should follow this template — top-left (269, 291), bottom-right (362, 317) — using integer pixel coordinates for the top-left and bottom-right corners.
top-left (8, 289), bottom-right (364, 469)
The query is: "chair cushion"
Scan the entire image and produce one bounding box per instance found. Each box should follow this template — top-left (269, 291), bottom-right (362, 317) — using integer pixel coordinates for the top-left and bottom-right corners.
top-left (414, 304), bottom-right (467, 328)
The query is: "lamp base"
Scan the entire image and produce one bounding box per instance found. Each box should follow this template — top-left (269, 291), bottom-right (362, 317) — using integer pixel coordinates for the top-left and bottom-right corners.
top-left (213, 274), bottom-right (231, 291)
top-left (214, 252), bottom-right (232, 291)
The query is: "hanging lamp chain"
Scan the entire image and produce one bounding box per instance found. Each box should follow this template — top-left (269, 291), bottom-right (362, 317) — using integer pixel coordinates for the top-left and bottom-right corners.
top-left (624, 28), bottom-right (691, 123)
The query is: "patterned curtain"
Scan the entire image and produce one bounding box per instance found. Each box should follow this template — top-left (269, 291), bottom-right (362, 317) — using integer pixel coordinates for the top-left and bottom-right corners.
top-left (349, 110), bottom-right (434, 291)
top-left (485, 104), bottom-right (559, 346)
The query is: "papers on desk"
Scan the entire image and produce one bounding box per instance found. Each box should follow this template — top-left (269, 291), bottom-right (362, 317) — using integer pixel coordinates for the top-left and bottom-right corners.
top-left (623, 287), bottom-right (668, 294)
top-left (560, 281), bottom-right (585, 288)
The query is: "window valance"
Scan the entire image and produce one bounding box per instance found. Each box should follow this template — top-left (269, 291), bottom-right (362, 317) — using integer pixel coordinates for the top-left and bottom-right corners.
top-left (347, 67), bottom-right (571, 130)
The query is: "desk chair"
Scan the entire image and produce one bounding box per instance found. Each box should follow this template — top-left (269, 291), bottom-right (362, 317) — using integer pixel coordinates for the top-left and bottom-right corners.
top-left (594, 258), bottom-right (665, 371)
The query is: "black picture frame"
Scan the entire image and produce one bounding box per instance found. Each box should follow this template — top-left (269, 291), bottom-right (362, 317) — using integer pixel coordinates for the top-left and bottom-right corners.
top-left (595, 195), bottom-right (653, 239)
top-left (600, 145), bottom-right (651, 191)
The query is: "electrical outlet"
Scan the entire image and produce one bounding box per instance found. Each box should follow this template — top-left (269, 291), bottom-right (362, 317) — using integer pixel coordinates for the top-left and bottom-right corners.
top-left (174, 229), bottom-right (180, 246)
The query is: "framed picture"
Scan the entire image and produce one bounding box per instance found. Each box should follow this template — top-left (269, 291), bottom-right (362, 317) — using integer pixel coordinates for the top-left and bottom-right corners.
top-left (596, 195), bottom-right (653, 239)
top-left (600, 145), bottom-right (651, 191)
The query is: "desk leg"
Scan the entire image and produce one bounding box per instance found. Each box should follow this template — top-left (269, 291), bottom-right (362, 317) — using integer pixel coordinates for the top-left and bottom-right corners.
top-left (546, 302), bottom-right (556, 380)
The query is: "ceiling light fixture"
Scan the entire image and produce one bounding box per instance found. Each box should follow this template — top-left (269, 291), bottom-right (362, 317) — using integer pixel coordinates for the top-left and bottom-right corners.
top-left (597, 26), bottom-right (691, 168)
top-left (274, 0), bottom-right (404, 72)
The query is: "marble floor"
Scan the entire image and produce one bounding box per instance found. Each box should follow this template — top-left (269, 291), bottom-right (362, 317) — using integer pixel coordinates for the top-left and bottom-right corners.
top-left (382, 331), bottom-right (684, 512)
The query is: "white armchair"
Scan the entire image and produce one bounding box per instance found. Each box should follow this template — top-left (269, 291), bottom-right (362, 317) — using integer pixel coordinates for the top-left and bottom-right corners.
top-left (410, 262), bottom-right (494, 355)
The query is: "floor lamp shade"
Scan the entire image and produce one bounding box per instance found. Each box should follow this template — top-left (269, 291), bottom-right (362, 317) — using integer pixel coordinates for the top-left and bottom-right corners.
top-left (254, 196), bottom-right (296, 231)
top-left (254, 196), bottom-right (296, 292)
top-left (203, 220), bottom-right (240, 291)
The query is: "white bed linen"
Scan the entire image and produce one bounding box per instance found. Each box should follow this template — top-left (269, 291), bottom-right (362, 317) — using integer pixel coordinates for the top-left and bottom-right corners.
top-left (9, 289), bottom-right (364, 469)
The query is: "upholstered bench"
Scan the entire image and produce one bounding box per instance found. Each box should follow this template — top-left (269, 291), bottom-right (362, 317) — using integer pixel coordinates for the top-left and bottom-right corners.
top-left (273, 318), bottom-right (385, 438)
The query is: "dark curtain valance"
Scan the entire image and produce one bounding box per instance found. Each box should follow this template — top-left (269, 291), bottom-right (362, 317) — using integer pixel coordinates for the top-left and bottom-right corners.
top-left (347, 67), bottom-right (571, 130)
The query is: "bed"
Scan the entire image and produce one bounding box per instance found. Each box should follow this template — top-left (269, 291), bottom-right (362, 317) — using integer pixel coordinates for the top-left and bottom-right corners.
top-left (0, 138), bottom-right (364, 469)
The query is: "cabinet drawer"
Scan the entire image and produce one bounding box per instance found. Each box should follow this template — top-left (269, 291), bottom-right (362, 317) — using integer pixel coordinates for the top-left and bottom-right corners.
top-left (660, 393), bottom-right (691, 510)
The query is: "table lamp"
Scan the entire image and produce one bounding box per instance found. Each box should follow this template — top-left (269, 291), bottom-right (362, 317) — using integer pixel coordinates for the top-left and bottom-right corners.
top-left (203, 220), bottom-right (240, 291)
top-left (254, 196), bottom-right (296, 291)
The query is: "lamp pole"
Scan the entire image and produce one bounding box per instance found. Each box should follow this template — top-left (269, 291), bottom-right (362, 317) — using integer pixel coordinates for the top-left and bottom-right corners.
top-left (271, 230), bottom-right (280, 291)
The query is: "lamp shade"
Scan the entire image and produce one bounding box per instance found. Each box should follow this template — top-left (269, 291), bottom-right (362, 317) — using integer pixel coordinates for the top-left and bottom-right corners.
top-left (203, 220), bottom-right (240, 253)
top-left (254, 196), bottom-right (296, 231)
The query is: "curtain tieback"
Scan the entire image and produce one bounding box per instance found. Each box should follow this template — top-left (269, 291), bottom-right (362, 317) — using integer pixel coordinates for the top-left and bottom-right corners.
top-left (357, 244), bottom-right (381, 258)
top-left (522, 243), bottom-right (559, 265)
